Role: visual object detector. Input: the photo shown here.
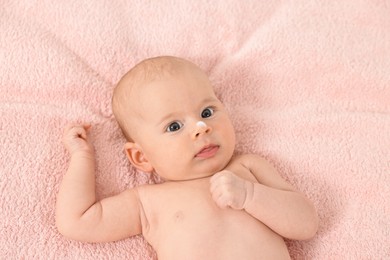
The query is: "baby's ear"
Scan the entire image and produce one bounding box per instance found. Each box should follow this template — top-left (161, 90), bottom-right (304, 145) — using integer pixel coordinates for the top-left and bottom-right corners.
top-left (124, 142), bottom-right (154, 173)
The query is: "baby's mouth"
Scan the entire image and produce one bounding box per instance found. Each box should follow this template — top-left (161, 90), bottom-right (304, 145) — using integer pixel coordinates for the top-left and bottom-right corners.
top-left (195, 144), bottom-right (219, 158)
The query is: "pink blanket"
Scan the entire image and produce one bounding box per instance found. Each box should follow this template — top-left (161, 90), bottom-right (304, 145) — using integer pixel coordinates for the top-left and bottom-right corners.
top-left (1, 0), bottom-right (389, 259)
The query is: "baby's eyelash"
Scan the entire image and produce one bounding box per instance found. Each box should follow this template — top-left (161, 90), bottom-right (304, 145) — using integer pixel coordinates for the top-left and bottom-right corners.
top-left (201, 106), bottom-right (216, 118)
top-left (166, 121), bottom-right (183, 132)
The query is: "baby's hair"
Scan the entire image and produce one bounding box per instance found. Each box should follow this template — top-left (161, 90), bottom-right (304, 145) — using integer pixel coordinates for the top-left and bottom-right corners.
top-left (112, 56), bottom-right (196, 141)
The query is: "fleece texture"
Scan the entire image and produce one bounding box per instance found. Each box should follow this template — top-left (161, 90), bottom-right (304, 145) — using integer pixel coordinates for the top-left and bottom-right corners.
top-left (1, 0), bottom-right (389, 259)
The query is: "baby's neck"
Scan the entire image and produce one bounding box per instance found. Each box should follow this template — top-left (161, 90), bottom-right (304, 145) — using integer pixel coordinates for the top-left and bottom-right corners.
top-left (164, 174), bottom-right (213, 184)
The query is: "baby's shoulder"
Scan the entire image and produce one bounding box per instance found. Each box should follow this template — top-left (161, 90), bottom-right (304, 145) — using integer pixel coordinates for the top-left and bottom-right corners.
top-left (135, 182), bottom-right (174, 201)
top-left (136, 182), bottom-right (164, 194)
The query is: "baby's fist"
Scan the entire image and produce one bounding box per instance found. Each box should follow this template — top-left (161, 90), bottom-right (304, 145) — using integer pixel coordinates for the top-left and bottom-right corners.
top-left (62, 124), bottom-right (93, 155)
top-left (209, 170), bottom-right (253, 210)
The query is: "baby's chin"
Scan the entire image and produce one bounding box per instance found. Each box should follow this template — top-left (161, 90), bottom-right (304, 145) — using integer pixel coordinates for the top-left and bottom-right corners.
top-left (158, 156), bottom-right (233, 182)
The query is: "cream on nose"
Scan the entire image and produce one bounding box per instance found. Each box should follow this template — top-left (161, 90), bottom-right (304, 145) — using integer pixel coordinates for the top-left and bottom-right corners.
top-left (196, 121), bottom-right (207, 128)
top-left (193, 121), bottom-right (210, 139)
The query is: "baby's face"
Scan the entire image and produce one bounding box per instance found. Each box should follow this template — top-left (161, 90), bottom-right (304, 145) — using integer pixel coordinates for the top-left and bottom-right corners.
top-left (127, 65), bottom-right (236, 181)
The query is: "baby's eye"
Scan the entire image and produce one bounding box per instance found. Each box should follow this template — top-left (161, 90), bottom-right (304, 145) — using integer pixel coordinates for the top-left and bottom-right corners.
top-left (201, 107), bottom-right (214, 118)
top-left (166, 121), bottom-right (183, 132)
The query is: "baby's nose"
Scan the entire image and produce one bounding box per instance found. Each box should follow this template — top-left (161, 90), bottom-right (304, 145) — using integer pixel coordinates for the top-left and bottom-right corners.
top-left (192, 121), bottom-right (211, 139)
top-left (196, 121), bottom-right (207, 128)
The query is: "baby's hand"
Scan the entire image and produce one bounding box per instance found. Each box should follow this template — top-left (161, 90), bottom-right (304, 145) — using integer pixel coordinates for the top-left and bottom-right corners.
top-left (209, 170), bottom-right (253, 210)
top-left (62, 124), bottom-right (93, 156)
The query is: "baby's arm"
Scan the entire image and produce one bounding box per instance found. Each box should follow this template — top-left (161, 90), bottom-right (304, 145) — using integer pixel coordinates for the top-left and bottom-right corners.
top-left (210, 154), bottom-right (318, 240)
top-left (56, 124), bottom-right (142, 242)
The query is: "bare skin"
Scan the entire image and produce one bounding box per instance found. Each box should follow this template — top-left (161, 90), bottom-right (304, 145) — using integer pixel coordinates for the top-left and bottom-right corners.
top-left (56, 56), bottom-right (318, 259)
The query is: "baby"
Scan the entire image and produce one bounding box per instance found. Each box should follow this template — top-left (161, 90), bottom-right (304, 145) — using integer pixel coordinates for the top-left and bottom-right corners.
top-left (56, 56), bottom-right (318, 259)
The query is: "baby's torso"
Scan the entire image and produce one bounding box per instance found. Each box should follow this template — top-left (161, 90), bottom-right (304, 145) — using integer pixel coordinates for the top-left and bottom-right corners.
top-left (137, 170), bottom-right (290, 259)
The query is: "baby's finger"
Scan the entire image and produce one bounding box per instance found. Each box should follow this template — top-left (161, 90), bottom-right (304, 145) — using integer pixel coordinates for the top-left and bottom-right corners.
top-left (209, 172), bottom-right (224, 190)
top-left (64, 124), bottom-right (76, 134)
top-left (211, 189), bottom-right (226, 208)
top-left (65, 125), bottom-right (86, 140)
top-left (216, 194), bottom-right (232, 209)
top-left (64, 123), bottom-right (91, 132)
top-left (76, 126), bottom-right (88, 140)
top-left (83, 124), bottom-right (92, 131)
top-left (210, 177), bottom-right (223, 195)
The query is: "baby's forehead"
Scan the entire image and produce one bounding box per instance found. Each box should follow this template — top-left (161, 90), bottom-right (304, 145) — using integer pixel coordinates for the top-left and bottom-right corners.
top-left (122, 58), bottom-right (202, 94)
top-left (114, 56), bottom-right (208, 112)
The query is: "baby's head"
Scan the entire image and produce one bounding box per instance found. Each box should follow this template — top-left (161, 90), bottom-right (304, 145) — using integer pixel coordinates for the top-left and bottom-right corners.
top-left (112, 56), bottom-right (236, 181)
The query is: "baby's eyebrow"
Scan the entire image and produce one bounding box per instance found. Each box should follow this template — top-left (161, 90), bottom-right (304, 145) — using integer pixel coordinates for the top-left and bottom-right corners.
top-left (156, 97), bottom-right (219, 127)
top-left (157, 112), bottom-right (178, 126)
top-left (201, 97), bottom-right (219, 104)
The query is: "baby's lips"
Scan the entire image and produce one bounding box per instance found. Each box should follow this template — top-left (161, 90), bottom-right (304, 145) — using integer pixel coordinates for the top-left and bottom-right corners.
top-left (195, 144), bottom-right (219, 158)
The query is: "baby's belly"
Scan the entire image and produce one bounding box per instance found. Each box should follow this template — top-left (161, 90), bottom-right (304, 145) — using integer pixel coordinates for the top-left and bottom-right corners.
top-left (143, 189), bottom-right (290, 260)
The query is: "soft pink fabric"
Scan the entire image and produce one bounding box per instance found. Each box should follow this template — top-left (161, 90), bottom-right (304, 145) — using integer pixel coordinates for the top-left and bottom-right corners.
top-left (1, 1), bottom-right (389, 259)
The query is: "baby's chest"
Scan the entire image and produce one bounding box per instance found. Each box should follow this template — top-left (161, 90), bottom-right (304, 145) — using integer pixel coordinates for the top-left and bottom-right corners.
top-left (148, 184), bottom-right (221, 226)
top-left (140, 183), bottom-right (258, 246)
